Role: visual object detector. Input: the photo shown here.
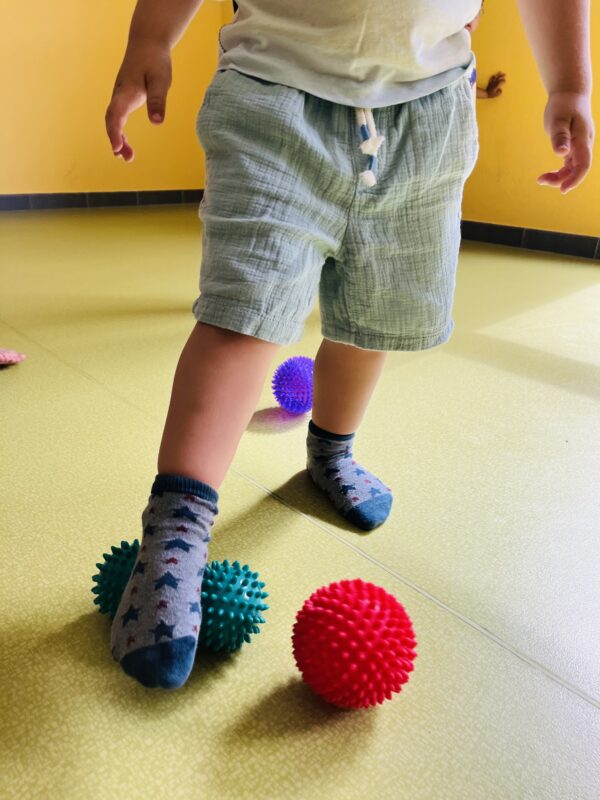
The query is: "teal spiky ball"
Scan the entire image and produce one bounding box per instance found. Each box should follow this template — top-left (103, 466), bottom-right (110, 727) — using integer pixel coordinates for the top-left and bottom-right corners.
top-left (91, 539), bottom-right (140, 619)
top-left (91, 544), bottom-right (269, 652)
top-left (200, 559), bottom-right (269, 652)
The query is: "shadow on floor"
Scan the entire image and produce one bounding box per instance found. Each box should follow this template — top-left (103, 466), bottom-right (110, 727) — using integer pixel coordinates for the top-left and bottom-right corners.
top-left (247, 406), bottom-right (310, 435)
top-left (229, 468), bottom-right (377, 539)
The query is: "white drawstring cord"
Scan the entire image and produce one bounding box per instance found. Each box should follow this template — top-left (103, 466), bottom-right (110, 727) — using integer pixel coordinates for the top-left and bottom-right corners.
top-left (356, 107), bottom-right (385, 187)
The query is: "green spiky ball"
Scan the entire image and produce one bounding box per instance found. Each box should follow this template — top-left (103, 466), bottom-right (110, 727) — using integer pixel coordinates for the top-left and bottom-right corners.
top-left (200, 559), bottom-right (269, 652)
top-left (91, 539), bottom-right (140, 618)
top-left (91, 543), bottom-right (268, 653)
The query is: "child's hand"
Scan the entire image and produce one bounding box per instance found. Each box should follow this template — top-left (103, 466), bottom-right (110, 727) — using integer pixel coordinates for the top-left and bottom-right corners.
top-left (538, 91), bottom-right (595, 193)
top-left (105, 43), bottom-right (172, 162)
top-left (485, 72), bottom-right (506, 98)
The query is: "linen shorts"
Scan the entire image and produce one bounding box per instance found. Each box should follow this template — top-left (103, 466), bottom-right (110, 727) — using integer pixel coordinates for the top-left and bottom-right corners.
top-left (193, 67), bottom-right (479, 351)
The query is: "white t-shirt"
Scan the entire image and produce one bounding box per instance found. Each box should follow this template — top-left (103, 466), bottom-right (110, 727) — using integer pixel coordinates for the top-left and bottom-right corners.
top-left (217, 0), bottom-right (480, 107)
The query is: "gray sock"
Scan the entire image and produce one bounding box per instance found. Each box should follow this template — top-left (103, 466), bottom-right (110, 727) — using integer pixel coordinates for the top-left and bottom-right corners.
top-left (306, 420), bottom-right (392, 531)
top-left (110, 474), bottom-right (218, 689)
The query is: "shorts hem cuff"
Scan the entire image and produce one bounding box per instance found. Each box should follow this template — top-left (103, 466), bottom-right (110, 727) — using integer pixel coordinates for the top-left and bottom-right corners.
top-left (320, 321), bottom-right (454, 352)
top-left (193, 296), bottom-right (304, 345)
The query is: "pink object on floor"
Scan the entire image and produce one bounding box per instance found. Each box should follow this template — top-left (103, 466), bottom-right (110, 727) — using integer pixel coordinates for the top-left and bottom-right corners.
top-left (0, 349), bottom-right (26, 365)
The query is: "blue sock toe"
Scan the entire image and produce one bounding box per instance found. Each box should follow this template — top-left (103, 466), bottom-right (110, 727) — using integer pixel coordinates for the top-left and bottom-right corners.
top-left (120, 636), bottom-right (198, 689)
top-left (344, 494), bottom-right (393, 531)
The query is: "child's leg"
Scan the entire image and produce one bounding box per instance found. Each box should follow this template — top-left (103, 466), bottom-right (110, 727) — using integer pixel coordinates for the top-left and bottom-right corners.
top-left (307, 337), bottom-right (393, 531)
top-left (158, 321), bottom-right (281, 490)
top-left (111, 321), bottom-right (280, 689)
top-left (311, 338), bottom-right (387, 435)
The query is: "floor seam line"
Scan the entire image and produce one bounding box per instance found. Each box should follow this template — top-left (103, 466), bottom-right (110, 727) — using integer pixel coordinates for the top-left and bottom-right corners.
top-left (233, 468), bottom-right (600, 711)
top-left (0, 319), bottom-right (181, 421)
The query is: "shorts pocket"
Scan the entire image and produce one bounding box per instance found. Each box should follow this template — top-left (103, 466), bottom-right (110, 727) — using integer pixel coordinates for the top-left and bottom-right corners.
top-left (458, 73), bottom-right (480, 177)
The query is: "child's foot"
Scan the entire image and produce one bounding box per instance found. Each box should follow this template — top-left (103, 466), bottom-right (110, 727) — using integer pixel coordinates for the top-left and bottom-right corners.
top-left (306, 420), bottom-right (392, 530)
top-left (110, 474), bottom-right (218, 689)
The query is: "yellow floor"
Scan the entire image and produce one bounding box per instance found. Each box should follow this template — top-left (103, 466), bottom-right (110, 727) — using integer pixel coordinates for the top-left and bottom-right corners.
top-left (1, 206), bottom-right (599, 799)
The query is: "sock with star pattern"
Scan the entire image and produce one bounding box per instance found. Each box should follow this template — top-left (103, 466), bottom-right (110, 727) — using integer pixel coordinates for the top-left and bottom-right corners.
top-left (110, 474), bottom-right (218, 689)
top-left (306, 420), bottom-right (392, 531)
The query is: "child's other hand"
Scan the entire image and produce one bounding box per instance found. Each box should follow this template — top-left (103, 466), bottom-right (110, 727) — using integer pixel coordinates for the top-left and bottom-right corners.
top-left (105, 43), bottom-right (172, 162)
top-left (538, 91), bottom-right (595, 193)
top-left (485, 72), bottom-right (506, 98)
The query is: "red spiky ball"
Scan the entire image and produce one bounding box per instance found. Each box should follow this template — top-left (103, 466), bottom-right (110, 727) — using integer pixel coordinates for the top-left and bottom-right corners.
top-left (292, 579), bottom-right (417, 709)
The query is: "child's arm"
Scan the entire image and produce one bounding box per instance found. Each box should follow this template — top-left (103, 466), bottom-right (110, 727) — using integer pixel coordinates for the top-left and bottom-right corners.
top-left (105, 0), bottom-right (205, 162)
top-left (517, 0), bottom-right (594, 192)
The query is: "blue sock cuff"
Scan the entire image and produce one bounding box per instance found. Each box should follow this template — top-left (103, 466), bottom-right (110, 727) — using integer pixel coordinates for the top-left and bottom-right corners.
top-left (308, 420), bottom-right (355, 442)
top-left (151, 474), bottom-right (219, 504)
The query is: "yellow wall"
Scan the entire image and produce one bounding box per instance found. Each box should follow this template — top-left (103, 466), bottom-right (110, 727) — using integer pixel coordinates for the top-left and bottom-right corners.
top-left (465, 1), bottom-right (600, 236)
top-left (2, 0), bottom-right (599, 236)
top-left (1, 0), bottom-right (227, 194)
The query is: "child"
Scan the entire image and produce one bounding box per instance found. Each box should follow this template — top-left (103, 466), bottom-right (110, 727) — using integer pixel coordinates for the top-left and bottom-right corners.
top-left (104, 0), bottom-right (594, 689)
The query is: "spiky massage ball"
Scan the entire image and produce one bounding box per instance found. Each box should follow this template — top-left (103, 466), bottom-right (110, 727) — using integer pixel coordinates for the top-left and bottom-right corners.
top-left (0, 349), bottom-right (26, 365)
top-left (271, 356), bottom-right (314, 414)
top-left (92, 543), bottom-right (268, 652)
top-left (292, 579), bottom-right (417, 709)
top-left (91, 539), bottom-right (140, 618)
top-left (200, 559), bottom-right (269, 652)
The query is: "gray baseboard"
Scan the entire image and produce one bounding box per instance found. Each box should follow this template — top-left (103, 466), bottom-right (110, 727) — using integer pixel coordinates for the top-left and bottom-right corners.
top-left (461, 221), bottom-right (599, 260)
top-left (1, 192), bottom-right (598, 261)
top-left (0, 190), bottom-right (202, 211)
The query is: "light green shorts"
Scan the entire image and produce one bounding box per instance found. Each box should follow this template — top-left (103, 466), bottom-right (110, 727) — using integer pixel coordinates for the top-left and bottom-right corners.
top-left (193, 67), bottom-right (479, 351)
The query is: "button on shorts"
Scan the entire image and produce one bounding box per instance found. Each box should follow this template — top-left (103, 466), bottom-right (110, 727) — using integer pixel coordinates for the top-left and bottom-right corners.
top-left (193, 67), bottom-right (479, 351)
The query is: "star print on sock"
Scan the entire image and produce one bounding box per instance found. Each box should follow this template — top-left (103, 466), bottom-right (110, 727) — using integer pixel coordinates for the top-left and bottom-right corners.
top-left (121, 605), bottom-right (140, 626)
top-left (154, 571), bottom-right (180, 590)
top-left (306, 426), bottom-right (393, 531)
top-left (173, 506), bottom-right (198, 523)
top-left (110, 481), bottom-right (219, 689)
top-left (151, 620), bottom-right (175, 642)
top-left (163, 538), bottom-right (194, 552)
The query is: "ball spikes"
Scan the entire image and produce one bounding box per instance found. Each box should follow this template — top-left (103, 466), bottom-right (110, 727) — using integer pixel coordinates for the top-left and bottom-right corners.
top-left (92, 546), bottom-right (268, 653)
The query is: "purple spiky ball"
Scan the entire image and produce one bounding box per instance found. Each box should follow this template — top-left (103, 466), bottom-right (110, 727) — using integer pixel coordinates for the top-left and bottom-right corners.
top-left (271, 356), bottom-right (314, 414)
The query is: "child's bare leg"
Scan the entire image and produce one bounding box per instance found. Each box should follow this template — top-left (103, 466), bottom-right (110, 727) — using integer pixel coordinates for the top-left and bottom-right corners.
top-left (311, 338), bottom-right (387, 434)
top-left (158, 321), bottom-right (281, 489)
top-left (111, 321), bottom-right (280, 689)
top-left (307, 338), bottom-right (393, 531)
